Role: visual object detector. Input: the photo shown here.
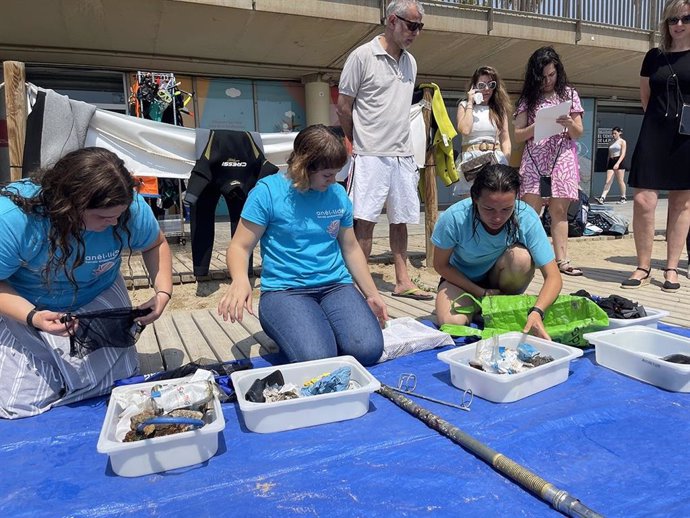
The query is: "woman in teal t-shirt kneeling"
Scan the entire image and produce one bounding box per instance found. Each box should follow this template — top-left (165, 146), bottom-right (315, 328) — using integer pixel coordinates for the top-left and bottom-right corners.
top-left (432, 164), bottom-right (562, 340)
top-left (218, 125), bottom-right (387, 366)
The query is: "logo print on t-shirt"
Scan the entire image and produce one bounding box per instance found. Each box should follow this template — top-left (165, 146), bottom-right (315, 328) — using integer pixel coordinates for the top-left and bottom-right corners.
top-left (93, 261), bottom-right (115, 277)
top-left (326, 220), bottom-right (340, 238)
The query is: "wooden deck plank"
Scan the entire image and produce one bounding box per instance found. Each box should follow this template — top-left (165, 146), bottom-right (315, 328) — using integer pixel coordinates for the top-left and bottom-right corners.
top-left (208, 256), bottom-right (229, 279)
top-left (135, 325), bottom-right (164, 375)
top-left (171, 253), bottom-right (197, 283)
top-left (379, 292), bottom-right (432, 319)
top-left (236, 310), bottom-right (280, 355)
top-left (170, 311), bottom-right (220, 363)
top-left (123, 256), bottom-right (150, 289)
top-left (209, 311), bottom-right (267, 358)
top-left (191, 309), bottom-right (246, 361)
top-left (152, 313), bottom-right (191, 371)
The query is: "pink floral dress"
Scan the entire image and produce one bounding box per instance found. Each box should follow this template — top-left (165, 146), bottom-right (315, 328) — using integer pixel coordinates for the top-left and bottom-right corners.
top-left (516, 86), bottom-right (584, 200)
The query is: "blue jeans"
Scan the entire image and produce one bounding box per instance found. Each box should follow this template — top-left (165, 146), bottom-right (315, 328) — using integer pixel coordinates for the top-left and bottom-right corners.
top-left (259, 283), bottom-right (384, 366)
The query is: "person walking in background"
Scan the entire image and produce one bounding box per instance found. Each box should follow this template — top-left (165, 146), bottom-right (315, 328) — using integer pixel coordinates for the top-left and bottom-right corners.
top-left (336, 0), bottom-right (433, 301)
top-left (0, 148), bottom-right (173, 418)
top-left (514, 46), bottom-right (585, 276)
top-left (452, 65), bottom-right (512, 198)
top-left (218, 125), bottom-right (387, 367)
top-left (596, 126), bottom-right (628, 204)
top-left (622, 0), bottom-right (690, 291)
top-left (432, 164), bottom-right (562, 340)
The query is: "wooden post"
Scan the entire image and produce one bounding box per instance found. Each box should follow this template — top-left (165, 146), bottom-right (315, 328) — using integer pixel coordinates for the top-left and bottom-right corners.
top-left (421, 87), bottom-right (437, 268)
top-left (3, 61), bottom-right (27, 181)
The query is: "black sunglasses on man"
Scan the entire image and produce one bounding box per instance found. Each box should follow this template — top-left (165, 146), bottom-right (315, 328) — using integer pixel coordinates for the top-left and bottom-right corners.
top-left (395, 14), bottom-right (424, 32)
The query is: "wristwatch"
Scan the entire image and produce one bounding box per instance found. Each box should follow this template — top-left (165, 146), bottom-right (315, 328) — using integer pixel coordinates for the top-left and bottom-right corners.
top-left (528, 306), bottom-right (545, 319)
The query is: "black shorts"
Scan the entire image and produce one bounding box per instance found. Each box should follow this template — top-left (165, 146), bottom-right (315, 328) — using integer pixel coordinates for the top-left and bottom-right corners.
top-left (607, 156), bottom-right (622, 170)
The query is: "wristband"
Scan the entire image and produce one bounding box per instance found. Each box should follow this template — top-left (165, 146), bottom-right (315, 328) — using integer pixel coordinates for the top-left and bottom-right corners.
top-left (156, 290), bottom-right (172, 300)
top-left (26, 308), bottom-right (39, 330)
top-left (528, 306), bottom-right (544, 319)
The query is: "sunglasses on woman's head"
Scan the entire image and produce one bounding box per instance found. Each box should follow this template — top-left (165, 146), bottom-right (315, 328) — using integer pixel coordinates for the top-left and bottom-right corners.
top-left (476, 81), bottom-right (497, 90)
top-left (667, 14), bottom-right (690, 25)
top-left (395, 14), bottom-right (424, 32)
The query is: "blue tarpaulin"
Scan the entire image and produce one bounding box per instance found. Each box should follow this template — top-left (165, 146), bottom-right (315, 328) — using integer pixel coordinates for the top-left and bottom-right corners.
top-left (2, 324), bottom-right (690, 517)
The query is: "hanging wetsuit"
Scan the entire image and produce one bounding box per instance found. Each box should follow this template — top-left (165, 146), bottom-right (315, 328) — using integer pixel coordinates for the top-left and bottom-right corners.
top-left (185, 130), bottom-right (278, 277)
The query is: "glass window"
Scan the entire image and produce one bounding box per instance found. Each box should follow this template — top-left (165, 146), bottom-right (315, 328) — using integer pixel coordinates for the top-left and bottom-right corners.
top-left (25, 67), bottom-right (127, 112)
top-left (255, 81), bottom-right (306, 133)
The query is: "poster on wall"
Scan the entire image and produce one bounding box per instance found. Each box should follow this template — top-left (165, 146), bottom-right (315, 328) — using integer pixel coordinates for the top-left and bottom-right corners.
top-left (597, 127), bottom-right (613, 148)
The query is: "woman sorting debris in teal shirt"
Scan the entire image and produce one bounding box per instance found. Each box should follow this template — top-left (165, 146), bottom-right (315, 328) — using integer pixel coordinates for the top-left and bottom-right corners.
top-left (432, 164), bottom-right (562, 340)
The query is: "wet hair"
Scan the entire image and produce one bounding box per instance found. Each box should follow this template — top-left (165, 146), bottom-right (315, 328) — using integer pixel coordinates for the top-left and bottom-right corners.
top-left (386, 0), bottom-right (425, 19)
top-left (659, 0), bottom-right (690, 51)
top-left (1, 147), bottom-right (136, 292)
top-left (468, 65), bottom-right (512, 129)
top-left (286, 125), bottom-right (348, 192)
top-left (469, 163), bottom-right (522, 245)
top-left (516, 46), bottom-right (572, 118)
top-left (612, 126), bottom-right (622, 133)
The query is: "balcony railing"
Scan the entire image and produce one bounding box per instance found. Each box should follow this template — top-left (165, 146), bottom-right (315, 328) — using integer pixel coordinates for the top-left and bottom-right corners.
top-left (430, 0), bottom-right (665, 32)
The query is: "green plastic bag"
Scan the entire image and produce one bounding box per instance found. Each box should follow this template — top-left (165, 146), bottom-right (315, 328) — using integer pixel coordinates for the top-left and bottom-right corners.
top-left (440, 293), bottom-right (609, 347)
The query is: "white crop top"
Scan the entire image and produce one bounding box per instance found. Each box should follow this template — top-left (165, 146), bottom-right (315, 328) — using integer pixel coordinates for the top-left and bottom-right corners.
top-left (459, 101), bottom-right (498, 144)
top-left (608, 138), bottom-right (622, 157)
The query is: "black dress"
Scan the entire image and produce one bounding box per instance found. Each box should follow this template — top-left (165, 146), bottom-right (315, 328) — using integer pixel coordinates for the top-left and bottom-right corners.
top-left (629, 48), bottom-right (690, 190)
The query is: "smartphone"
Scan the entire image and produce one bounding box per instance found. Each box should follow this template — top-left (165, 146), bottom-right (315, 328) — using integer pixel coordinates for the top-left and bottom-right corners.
top-left (473, 92), bottom-right (483, 105)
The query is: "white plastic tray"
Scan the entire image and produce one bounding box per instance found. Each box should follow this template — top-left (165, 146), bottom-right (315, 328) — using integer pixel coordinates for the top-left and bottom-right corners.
top-left (584, 326), bottom-right (690, 392)
top-left (606, 306), bottom-right (669, 330)
top-left (231, 356), bottom-right (380, 433)
top-left (437, 332), bottom-right (583, 403)
top-left (97, 378), bottom-right (225, 477)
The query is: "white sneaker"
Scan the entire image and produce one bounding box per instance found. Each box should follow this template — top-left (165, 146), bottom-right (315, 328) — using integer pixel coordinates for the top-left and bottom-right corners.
top-left (596, 197), bottom-right (604, 205)
top-left (617, 197), bottom-right (627, 204)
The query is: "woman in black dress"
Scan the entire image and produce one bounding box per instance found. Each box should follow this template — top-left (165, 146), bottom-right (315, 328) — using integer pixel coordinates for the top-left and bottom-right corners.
top-left (622, 0), bottom-right (690, 292)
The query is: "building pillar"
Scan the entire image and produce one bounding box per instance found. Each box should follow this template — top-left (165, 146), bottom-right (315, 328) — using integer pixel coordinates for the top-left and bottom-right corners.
top-left (303, 73), bottom-right (331, 127)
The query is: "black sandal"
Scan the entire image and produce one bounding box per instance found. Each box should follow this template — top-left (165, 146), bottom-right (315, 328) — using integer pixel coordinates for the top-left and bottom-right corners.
top-left (662, 268), bottom-right (681, 292)
top-left (621, 267), bottom-right (651, 289)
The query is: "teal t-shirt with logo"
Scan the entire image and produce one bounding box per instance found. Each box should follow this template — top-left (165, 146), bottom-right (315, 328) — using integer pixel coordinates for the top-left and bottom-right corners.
top-left (0, 181), bottom-right (161, 311)
top-left (241, 173), bottom-right (353, 291)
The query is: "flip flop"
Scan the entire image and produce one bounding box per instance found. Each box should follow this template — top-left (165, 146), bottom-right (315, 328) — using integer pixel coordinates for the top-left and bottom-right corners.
top-left (391, 288), bottom-right (434, 301)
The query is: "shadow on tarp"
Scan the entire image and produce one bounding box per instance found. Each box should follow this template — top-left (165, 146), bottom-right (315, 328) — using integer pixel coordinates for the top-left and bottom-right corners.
top-left (1, 325), bottom-right (689, 517)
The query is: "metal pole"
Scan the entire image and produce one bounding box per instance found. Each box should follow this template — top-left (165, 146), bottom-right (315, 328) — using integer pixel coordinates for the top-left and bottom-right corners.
top-left (377, 385), bottom-right (605, 518)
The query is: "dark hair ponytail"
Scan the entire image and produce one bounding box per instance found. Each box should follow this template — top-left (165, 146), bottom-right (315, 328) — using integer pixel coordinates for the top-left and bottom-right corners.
top-left (469, 163), bottom-right (522, 244)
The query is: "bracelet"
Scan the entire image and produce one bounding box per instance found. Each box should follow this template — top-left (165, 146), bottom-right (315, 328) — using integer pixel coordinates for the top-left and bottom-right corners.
top-left (26, 308), bottom-right (39, 330)
top-left (528, 306), bottom-right (545, 319)
top-left (156, 290), bottom-right (172, 300)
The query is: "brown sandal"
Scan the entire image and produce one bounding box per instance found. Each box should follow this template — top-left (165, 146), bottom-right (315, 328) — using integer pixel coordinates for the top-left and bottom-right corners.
top-left (557, 259), bottom-right (583, 276)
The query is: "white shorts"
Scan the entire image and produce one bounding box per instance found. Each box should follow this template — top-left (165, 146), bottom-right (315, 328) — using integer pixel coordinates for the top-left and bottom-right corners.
top-left (347, 155), bottom-right (420, 224)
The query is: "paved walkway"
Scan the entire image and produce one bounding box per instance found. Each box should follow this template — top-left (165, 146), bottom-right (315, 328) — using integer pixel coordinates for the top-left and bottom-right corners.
top-left (130, 197), bottom-right (690, 374)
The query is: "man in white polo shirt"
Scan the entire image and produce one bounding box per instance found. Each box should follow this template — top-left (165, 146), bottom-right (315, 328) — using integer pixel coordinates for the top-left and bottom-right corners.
top-left (337, 0), bottom-right (432, 301)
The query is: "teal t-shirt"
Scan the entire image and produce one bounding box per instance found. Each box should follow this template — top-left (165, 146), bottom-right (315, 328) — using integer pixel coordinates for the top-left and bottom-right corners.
top-left (0, 181), bottom-right (161, 311)
top-left (241, 173), bottom-right (353, 291)
top-left (431, 198), bottom-right (555, 282)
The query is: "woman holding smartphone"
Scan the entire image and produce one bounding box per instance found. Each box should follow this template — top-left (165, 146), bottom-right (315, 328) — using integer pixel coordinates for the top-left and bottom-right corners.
top-left (453, 66), bottom-right (512, 198)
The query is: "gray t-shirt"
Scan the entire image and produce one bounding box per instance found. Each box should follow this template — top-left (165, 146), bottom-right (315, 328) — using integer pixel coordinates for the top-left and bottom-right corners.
top-left (339, 35), bottom-right (416, 156)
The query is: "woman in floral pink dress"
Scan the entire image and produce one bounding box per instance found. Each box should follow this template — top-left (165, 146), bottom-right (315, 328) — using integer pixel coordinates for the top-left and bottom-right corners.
top-left (514, 46), bottom-right (585, 276)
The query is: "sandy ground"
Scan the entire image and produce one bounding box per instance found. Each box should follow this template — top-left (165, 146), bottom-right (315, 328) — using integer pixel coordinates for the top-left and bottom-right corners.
top-left (128, 259), bottom-right (440, 311)
top-left (129, 231), bottom-right (689, 314)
